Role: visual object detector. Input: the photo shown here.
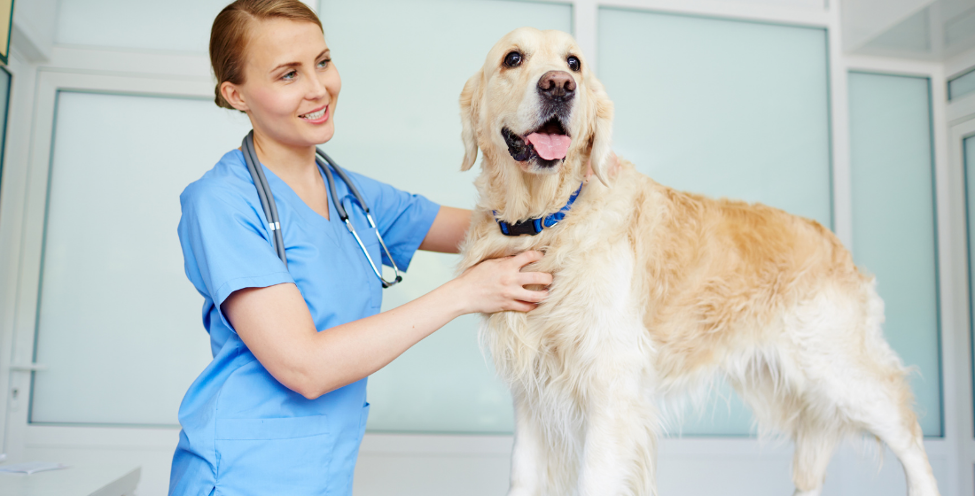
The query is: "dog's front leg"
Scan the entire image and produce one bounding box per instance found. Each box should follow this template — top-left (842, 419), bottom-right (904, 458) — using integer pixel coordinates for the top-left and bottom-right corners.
top-left (578, 377), bottom-right (658, 495)
top-left (508, 391), bottom-right (545, 495)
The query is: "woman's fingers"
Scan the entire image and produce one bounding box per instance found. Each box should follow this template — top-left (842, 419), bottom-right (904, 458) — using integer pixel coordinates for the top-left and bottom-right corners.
top-left (510, 250), bottom-right (544, 268)
top-left (518, 271), bottom-right (553, 287)
top-left (518, 288), bottom-right (549, 303)
top-left (507, 300), bottom-right (538, 312)
top-left (507, 252), bottom-right (550, 306)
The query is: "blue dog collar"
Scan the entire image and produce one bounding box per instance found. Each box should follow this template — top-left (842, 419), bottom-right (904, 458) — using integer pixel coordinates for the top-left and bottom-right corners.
top-left (495, 183), bottom-right (583, 236)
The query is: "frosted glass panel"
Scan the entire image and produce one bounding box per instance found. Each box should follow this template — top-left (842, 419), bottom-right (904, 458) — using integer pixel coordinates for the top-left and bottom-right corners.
top-left (948, 69), bottom-right (975, 100)
top-left (599, 8), bottom-right (832, 436)
top-left (318, 0), bottom-right (572, 433)
top-left (848, 72), bottom-right (941, 437)
top-left (31, 92), bottom-right (252, 425)
top-left (56, 0), bottom-right (230, 52)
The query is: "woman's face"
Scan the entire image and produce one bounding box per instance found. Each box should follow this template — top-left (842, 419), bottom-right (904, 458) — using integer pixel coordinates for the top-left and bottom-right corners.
top-left (226, 18), bottom-right (341, 149)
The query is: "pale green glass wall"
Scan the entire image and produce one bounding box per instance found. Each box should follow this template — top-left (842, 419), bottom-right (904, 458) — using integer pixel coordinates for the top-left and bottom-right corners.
top-left (948, 69), bottom-right (975, 100)
top-left (848, 72), bottom-right (941, 437)
top-left (31, 92), bottom-right (250, 425)
top-left (598, 8), bottom-right (832, 435)
top-left (318, 0), bottom-right (573, 433)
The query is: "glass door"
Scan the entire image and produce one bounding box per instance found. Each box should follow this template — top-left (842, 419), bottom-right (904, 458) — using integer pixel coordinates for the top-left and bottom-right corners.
top-left (30, 91), bottom-right (250, 426)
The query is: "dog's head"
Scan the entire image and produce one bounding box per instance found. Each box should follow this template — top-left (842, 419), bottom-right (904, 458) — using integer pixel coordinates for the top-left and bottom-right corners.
top-left (459, 27), bottom-right (614, 185)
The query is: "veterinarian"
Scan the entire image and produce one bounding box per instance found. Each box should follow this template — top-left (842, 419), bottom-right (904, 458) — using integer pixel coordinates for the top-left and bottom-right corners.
top-left (167, 1), bottom-right (553, 494)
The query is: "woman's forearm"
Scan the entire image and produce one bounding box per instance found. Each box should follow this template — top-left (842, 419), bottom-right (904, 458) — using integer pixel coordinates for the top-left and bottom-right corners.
top-left (225, 251), bottom-right (550, 400)
top-left (296, 278), bottom-right (467, 398)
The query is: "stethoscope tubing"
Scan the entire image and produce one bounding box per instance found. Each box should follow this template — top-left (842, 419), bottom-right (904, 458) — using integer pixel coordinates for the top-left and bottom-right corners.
top-left (243, 131), bottom-right (287, 264)
top-left (241, 131), bottom-right (403, 288)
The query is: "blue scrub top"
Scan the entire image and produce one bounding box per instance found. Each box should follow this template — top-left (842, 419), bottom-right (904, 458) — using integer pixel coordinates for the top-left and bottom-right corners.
top-left (169, 149), bottom-right (440, 496)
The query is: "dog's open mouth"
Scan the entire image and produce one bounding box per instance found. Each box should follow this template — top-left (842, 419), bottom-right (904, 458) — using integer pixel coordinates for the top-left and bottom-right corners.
top-left (501, 116), bottom-right (571, 167)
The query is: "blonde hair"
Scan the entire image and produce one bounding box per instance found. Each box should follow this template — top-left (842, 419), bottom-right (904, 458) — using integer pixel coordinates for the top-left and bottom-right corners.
top-left (209, 0), bottom-right (323, 109)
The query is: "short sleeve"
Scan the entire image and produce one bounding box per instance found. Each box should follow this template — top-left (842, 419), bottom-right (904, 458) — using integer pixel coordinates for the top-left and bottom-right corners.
top-left (344, 172), bottom-right (440, 271)
top-left (178, 181), bottom-right (294, 320)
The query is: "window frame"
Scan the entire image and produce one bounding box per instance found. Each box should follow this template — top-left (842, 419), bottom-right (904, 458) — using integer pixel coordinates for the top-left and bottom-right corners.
top-left (0, 65), bottom-right (10, 194)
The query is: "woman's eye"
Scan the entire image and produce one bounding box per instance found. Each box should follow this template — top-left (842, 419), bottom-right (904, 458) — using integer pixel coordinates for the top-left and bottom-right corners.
top-left (504, 51), bottom-right (522, 68)
top-left (317, 58), bottom-right (330, 68)
top-left (567, 55), bottom-right (581, 72)
top-left (282, 70), bottom-right (297, 80)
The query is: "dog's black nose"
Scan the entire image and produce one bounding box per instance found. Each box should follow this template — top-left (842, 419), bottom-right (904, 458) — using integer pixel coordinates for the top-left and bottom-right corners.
top-left (537, 71), bottom-right (576, 101)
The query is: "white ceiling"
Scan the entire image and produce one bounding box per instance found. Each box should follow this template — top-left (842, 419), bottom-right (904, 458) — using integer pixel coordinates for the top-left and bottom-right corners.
top-left (842, 0), bottom-right (975, 60)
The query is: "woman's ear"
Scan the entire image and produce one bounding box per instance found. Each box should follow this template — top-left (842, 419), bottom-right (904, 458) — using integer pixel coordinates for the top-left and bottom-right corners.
top-left (221, 81), bottom-right (249, 113)
top-left (459, 70), bottom-right (483, 171)
top-left (585, 73), bottom-right (614, 186)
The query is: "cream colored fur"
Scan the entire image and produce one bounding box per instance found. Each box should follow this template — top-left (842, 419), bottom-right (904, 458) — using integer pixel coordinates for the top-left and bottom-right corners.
top-left (458, 27), bottom-right (940, 496)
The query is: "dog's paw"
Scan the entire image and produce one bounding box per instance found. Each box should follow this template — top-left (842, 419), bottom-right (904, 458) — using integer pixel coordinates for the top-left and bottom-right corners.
top-left (793, 487), bottom-right (822, 496)
top-left (508, 484), bottom-right (538, 496)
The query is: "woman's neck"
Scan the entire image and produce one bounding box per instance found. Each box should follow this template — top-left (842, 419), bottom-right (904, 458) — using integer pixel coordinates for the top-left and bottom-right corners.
top-left (250, 127), bottom-right (332, 220)
top-left (251, 129), bottom-right (319, 184)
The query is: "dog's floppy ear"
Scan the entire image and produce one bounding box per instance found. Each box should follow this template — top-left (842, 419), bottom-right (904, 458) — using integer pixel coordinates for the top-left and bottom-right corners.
top-left (585, 72), bottom-right (614, 185)
top-left (459, 70), bottom-right (483, 171)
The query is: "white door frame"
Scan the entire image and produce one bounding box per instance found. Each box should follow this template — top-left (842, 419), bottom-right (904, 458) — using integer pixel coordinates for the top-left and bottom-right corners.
top-left (946, 115), bottom-right (975, 495)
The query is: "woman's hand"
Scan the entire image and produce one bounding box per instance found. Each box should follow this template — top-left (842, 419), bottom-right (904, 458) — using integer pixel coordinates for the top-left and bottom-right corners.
top-left (451, 250), bottom-right (553, 314)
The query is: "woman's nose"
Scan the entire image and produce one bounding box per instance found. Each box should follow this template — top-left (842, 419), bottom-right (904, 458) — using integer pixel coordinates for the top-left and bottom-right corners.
top-left (307, 72), bottom-right (328, 100)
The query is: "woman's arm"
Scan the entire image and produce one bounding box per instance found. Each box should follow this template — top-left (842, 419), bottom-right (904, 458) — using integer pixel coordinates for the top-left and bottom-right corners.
top-left (418, 206), bottom-right (471, 254)
top-left (222, 250), bottom-right (550, 399)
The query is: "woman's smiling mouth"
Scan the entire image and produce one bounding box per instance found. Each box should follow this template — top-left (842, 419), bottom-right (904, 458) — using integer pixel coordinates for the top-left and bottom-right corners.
top-left (299, 105), bottom-right (329, 123)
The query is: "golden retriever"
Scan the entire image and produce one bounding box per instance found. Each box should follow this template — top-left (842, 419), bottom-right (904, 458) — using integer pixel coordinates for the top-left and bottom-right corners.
top-left (456, 27), bottom-right (939, 496)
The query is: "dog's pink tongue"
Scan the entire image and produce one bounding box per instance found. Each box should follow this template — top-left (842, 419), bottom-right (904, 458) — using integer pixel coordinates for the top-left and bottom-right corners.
top-left (526, 133), bottom-right (572, 161)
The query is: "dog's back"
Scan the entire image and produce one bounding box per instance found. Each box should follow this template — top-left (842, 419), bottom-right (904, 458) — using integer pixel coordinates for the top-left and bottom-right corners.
top-left (629, 164), bottom-right (864, 380)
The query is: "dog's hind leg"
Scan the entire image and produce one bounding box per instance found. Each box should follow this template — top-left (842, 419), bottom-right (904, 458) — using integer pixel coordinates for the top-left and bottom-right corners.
top-left (832, 289), bottom-right (940, 495)
top-left (841, 375), bottom-right (939, 495)
top-left (784, 351), bottom-right (939, 495)
top-left (782, 284), bottom-right (939, 495)
top-left (727, 358), bottom-right (839, 495)
top-left (794, 348), bottom-right (939, 493)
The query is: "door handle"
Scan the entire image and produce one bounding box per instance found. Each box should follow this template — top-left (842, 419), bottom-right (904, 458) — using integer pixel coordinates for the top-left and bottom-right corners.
top-left (9, 363), bottom-right (47, 372)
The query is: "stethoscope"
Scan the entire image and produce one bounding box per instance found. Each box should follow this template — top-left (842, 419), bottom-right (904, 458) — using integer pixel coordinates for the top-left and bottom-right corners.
top-left (241, 131), bottom-right (403, 288)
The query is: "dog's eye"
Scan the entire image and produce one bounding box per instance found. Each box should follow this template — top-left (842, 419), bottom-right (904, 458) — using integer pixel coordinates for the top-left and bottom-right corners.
top-left (504, 51), bottom-right (523, 68)
top-left (567, 55), bottom-right (581, 72)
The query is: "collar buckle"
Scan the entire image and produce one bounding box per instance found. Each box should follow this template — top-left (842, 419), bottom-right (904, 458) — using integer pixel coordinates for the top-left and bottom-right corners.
top-left (498, 218), bottom-right (544, 236)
